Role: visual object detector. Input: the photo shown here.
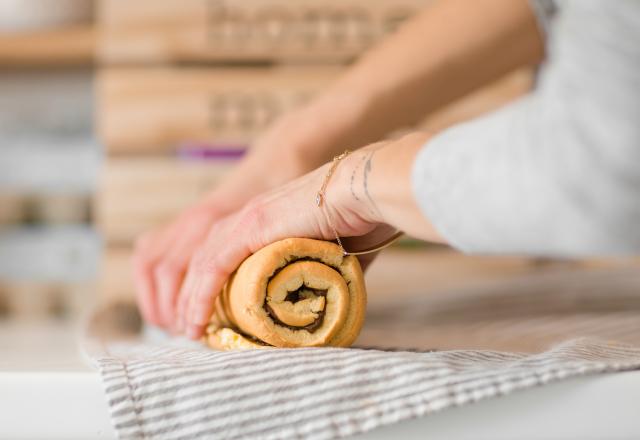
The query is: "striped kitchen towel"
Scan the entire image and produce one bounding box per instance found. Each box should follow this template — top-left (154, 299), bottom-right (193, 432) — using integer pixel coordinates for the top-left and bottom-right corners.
top-left (91, 337), bottom-right (640, 440)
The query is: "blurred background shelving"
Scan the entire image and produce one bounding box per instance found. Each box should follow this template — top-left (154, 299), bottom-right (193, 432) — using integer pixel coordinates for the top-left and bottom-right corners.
top-left (0, 0), bottom-right (97, 332)
top-left (3, 0), bottom-right (632, 343)
top-left (97, 0), bottom-right (430, 65)
top-left (0, 0), bottom-right (552, 328)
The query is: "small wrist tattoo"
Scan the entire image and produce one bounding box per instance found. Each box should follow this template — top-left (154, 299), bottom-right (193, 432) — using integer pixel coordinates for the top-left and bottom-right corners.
top-left (349, 155), bottom-right (366, 202)
top-left (363, 150), bottom-right (383, 219)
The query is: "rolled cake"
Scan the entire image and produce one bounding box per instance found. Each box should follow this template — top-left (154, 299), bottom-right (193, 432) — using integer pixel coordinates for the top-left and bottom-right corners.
top-left (205, 238), bottom-right (367, 350)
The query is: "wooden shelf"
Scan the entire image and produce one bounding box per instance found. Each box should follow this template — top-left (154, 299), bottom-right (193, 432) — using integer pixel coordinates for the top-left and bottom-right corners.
top-left (0, 25), bottom-right (94, 66)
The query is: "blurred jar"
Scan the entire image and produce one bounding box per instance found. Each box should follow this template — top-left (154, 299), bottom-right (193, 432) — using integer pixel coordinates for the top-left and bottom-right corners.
top-left (0, 0), bottom-right (93, 32)
top-left (0, 193), bottom-right (27, 225)
top-left (27, 194), bottom-right (92, 224)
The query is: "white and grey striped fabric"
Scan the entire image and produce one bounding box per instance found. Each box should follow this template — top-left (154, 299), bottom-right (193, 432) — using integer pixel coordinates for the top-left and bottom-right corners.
top-left (92, 338), bottom-right (640, 440)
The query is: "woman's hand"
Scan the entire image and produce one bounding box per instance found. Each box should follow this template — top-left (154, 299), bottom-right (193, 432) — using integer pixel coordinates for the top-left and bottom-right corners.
top-left (174, 132), bottom-right (445, 339)
top-left (132, 94), bottom-right (371, 330)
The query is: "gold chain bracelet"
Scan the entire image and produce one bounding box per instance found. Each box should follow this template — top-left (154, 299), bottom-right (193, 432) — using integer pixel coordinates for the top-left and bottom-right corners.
top-left (315, 150), bottom-right (403, 256)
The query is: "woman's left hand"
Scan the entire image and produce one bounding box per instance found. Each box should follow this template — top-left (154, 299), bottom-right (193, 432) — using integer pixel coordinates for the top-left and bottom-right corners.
top-left (175, 132), bottom-right (444, 339)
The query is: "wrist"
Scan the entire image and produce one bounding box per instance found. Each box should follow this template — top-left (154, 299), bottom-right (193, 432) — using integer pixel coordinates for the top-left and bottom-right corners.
top-left (329, 132), bottom-right (445, 243)
top-left (330, 148), bottom-right (385, 227)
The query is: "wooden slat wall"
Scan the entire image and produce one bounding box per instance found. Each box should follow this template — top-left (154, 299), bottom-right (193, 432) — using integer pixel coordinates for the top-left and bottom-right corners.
top-left (96, 157), bottom-right (232, 244)
top-left (99, 66), bottom-right (532, 155)
top-left (98, 0), bottom-right (431, 64)
top-left (98, 67), bottom-right (339, 154)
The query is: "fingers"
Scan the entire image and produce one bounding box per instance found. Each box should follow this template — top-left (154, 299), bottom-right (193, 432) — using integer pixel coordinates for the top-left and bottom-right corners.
top-left (132, 258), bottom-right (160, 325)
top-left (135, 242), bottom-right (185, 330)
top-left (154, 257), bottom-right (186, 330)
top-left (174, 218), bottom-right (228, 338)
top-left (181, 262), bottom-right (226, 340)
top-left (132, 230), bottom-right (166, 326)
top-left (154, 213), bottom-right (215, 329)
top-left (172, 164), bottom-right (385, 340)
top-left (173, 212), bottom-right (240, 335)
top-left (177, 206), bottom-right (266, 340)
top-left (133, 203), bottom-right (220, 331)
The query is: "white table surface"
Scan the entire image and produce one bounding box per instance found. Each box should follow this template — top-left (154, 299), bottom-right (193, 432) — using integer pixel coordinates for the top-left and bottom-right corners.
top-left (2, 321), bottom-right (639, 440)
top-left (2, 370), bottom-right (640, 440)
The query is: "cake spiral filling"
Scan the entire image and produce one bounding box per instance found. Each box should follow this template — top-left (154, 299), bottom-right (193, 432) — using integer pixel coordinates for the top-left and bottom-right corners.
top-left (205, 238), bottom-right (367, 349)
top-left (265, 284), bottom-right (327, 331)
